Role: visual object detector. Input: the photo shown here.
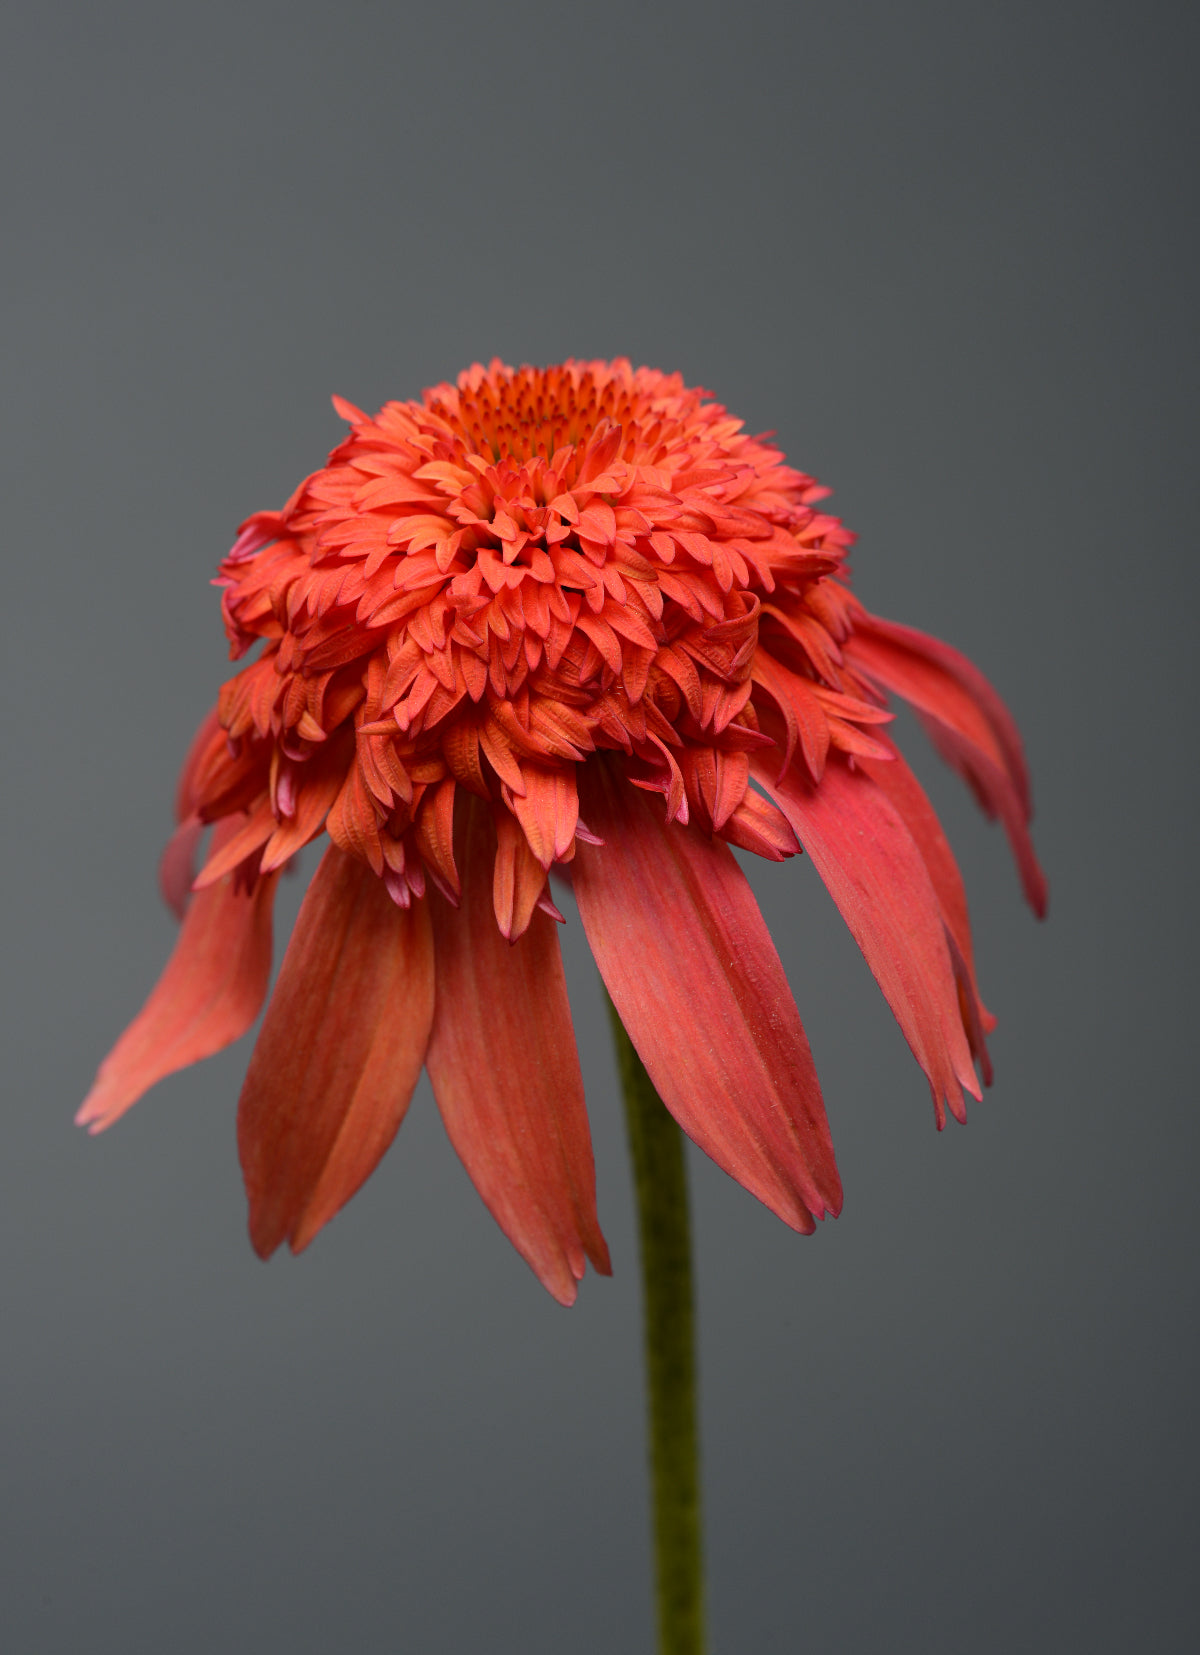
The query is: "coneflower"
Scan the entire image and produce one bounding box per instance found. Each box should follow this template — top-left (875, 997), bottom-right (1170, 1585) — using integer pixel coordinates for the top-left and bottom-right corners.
top-left (80, 357), bottom-right (1042, 1299)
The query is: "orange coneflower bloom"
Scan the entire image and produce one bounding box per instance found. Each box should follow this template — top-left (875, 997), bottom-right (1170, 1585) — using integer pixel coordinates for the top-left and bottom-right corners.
top-left (80, 359), bottom-right (1044, 1303)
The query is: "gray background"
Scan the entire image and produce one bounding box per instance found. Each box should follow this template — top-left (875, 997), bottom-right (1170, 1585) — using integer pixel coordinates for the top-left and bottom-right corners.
top-left (2, 2), bottom-right (1195, 1651)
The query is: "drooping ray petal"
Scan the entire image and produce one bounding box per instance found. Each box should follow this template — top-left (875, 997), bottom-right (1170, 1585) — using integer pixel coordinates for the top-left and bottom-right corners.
top-left (759, 756), bottom-right (981, 1127)
top-left (858, 745), bottom-right (995, 1081)
top-left (574, 759), bottom-right (842, 1230)
top-left (425, 801), bottom-right (610, 1305)
top-left (857, 615), bottom-right (1031, 805)
top-left (237, 845), bottom-right (434, 1256)
top-left (77, 821), bottom-right (280, 1133)
top-left (857, 745), bottom-right (978, 980)
top-left (847, 616), bottom-right (1047, 916)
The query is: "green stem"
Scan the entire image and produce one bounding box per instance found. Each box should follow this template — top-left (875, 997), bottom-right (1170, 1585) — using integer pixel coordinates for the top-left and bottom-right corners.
top-left (608, 996), bottom-right (706, 1655)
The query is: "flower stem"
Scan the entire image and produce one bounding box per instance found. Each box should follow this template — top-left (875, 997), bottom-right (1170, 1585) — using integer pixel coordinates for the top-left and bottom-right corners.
top-left (608, 997), bottom-right (706, 1655)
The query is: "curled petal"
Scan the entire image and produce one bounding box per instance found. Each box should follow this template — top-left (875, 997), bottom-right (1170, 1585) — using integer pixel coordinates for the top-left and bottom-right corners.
top-left (847, 615), bottom-right (1046, 917)
top-left (415, 774), bottom-right (460, 900)
top-left (720, 785), bottom-right (800, 861)
top-left (159, 814), bottom-right (205, 919)
top-left (78, 820), bottom-right (279, 1133)
top-left (426, 800), bottom-right (610, 1304)
top-left (259, 764), bottom-right (345, 874)
top-left (493, 808), bottom-right (548, 940)
top-left (750, 653), bottom-right (830, 783)
top-left (173, 704), bottom-right (224, 821)
top-left (238, 846), bottom-right (434, 1256)
top-left (574, 758), bottom-right (841, 1231)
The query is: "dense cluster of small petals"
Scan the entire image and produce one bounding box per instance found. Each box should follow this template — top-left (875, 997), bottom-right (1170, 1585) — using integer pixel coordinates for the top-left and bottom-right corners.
top-left (188, 358), bottom-right (883, 934)
top-left (81, 359), bottom-right (1045, 1303)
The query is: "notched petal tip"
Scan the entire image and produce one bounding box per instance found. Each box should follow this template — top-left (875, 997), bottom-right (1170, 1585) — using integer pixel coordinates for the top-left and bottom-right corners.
top-left (74, 1096), bottom-right (112, 1135)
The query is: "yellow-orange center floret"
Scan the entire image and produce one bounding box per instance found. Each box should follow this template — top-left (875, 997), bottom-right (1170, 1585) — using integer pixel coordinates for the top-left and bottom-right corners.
top-left (184, 359), bottom-right (891, 935)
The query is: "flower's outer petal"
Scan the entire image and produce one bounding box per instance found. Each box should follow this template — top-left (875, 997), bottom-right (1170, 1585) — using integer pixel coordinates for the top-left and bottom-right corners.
top-left (78, 820), bottom-right (279, 1133)
top-left (159, 813), bottom-right (205, 919)
top-left (855, 746), bottom-right (973, 967)
top-left (574, 758), bottom-right (841, 1232)
top-left (847, 616), bottom-right (1047, 917)
top-left (858, 744), bottom-right (995, 1082)
top-left (425, 801), bottom-right (611, 1306)
top-left (174, 704), bottom-right (223, 821)
top-left (238, 845), bottom-right (434, 1256)
top-left (759, 756), bottom-right (981, 1128)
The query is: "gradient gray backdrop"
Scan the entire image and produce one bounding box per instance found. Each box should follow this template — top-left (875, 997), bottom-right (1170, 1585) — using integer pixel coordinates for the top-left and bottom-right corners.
top-left (3, 3), bottom-right (1195, 1651)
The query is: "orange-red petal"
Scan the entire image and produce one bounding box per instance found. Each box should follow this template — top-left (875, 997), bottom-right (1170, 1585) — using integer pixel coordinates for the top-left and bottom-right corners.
top-left (173, 704), bottom-right (224, 821)
top-left (237, 845), bottom-right (434, 1256)
top-left (847, 616), bottom-right (1047, 917)
top-left (761, 755), bottom-right (981, 1127)
top-left (78, 821), bottom-right (279, 1133)
top-left (858, 743), bottom-right (996, 1079)
top-left (492, 807), bottom-right (548, 940)
top-left (425, 801), bottom-right (610, 1305)
top-left (158, 813), bottom-right (205, 919)
top-left (573, 758), bottom-right (841, 1232)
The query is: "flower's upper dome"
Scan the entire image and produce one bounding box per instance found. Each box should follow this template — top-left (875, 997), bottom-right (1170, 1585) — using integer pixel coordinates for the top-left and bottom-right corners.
top-left (185, 357), bottom-right (889, 934)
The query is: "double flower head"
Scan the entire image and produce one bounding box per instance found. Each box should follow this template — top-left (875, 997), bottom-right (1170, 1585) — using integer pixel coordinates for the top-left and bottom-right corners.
top-left (80, 359), bottom-right (1043, 1302)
